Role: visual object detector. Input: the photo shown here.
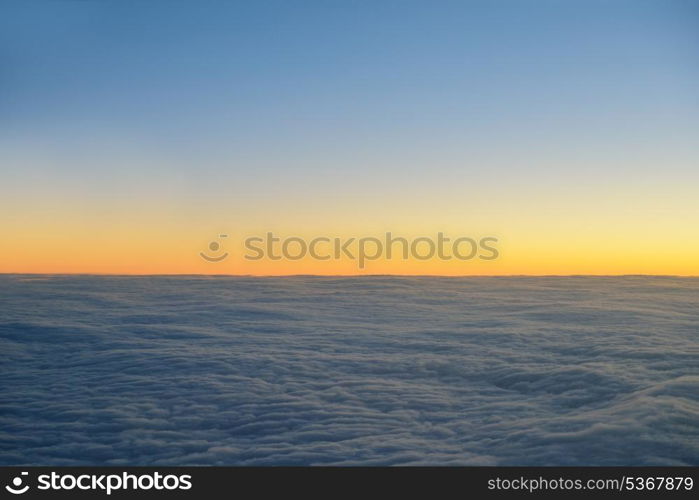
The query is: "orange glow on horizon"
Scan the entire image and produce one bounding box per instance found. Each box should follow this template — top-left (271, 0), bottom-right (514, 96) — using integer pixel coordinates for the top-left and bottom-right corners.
top-left (2, 178), bottom-right (697, 276)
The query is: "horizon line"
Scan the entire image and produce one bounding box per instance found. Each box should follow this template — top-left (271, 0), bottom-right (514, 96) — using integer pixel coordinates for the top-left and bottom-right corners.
top-left (2, 273), bottom-right (698, 278)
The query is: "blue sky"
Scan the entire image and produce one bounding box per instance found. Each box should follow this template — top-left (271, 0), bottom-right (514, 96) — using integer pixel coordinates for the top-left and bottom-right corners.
top-left (3, 1), bottom-right (696, 169)
top-left (1, 1), bottom-right (698, 274)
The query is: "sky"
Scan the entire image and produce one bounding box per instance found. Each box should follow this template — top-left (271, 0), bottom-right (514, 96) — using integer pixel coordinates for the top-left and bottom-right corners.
top-left (1, 0), bottom-right (698, 275)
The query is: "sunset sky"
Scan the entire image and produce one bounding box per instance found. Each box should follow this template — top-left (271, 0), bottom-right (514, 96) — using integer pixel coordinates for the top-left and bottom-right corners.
top-left (1, 0), bottom-right (697, 275)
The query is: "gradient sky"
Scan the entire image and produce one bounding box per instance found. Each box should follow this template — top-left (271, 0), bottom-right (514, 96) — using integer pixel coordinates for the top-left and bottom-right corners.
top-left (1, 0), bottom-right (698, 275)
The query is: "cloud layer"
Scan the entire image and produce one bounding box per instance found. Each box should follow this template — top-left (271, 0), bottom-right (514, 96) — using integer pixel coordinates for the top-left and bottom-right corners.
top-left (1, 275), bottom-right (698, 465)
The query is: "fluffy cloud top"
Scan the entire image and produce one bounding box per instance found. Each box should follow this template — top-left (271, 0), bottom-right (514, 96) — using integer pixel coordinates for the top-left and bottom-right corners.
top-left (1, 276), bottom-right (697, 465)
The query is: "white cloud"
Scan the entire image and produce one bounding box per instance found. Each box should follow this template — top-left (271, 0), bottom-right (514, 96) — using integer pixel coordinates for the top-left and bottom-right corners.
top-left (1, 275), bottom-right (697, 465)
